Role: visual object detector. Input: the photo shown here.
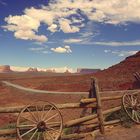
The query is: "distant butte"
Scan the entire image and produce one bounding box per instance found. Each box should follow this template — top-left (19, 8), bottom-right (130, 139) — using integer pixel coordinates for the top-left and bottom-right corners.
top-left (0, 65), bottom-right (12, 73)
top-left (27, 67), bottom-right (38, 72)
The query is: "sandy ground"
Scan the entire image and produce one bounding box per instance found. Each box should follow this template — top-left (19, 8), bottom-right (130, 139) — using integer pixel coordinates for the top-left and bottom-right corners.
top-left (94, 125), bottom-right (140, 140)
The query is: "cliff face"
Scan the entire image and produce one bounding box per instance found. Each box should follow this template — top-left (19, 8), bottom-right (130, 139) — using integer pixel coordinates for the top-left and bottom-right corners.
top-left (95, 51), bottom-right (140, 91)
top-left (0, 65), bottom-right (12, 73)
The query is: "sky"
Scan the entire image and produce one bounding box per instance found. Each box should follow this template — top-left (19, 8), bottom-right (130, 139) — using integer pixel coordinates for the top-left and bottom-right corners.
top-left (0, 0), bottom-right (140, 72)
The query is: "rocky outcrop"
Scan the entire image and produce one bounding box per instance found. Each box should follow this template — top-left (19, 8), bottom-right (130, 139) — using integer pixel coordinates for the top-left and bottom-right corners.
top-left (64, 70), bottom-right (71, 74)
top-left (0, 65), bottom-right (12, 73)
top-left (27, 68), bottom-right (38, 72)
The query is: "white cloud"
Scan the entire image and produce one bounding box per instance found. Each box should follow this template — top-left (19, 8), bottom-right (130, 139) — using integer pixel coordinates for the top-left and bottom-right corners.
top-left (14, 30), bottom-right (48, 42)
top-left (3, 15), bottom-right (48, 42)
top-left (29, 47), bottom-right (45, 51)
top-left (64, 38), bottom-right (82, 43)
top-left (48, 0), bottom-right (140, 24)
top-left (48, 24), bottom-right (58, 32)
top-left (94, 40), bottom-right (140, 46)
top-left (3, 0), bottom-right (140, 43)
top-left (51, 45), bottom-right (72, 53)
top-left (104, 50), bottom-right (138, 57)
top-left (59, 19), bottom-right (80, 33)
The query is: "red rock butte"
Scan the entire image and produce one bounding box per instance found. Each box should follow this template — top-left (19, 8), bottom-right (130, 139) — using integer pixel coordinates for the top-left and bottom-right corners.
top-left (0, 65), bottom-right (12, 73)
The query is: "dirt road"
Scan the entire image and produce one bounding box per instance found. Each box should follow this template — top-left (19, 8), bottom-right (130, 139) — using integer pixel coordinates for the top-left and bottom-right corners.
top-left (2, 81), bottom-right (88, 95)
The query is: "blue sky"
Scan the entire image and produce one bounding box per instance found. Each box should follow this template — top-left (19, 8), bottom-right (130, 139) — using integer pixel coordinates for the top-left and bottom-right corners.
top-left (0, 0), bottom-right (140, 72)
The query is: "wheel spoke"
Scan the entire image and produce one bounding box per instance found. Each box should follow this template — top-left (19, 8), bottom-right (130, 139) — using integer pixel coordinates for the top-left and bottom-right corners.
top-left (127, 95), bottom-right (132, 103)
top-left (21, 126), bottom-right (37, 138)
top-left (41, 105), bottom-right (45, 120)
top-left (42, 106), bottom-right (54, 121)
top-left (45, 131), bottom-right (55, 140)
top-left (17, 124), bottom-right (36, 128)
top-left (47, 126), bottom-right (60, 134)
top-left (132, 110), bottom-right (135, 119)
top-left (134, 111), bottom-right (139, 122)
top-left (136, 111), bottom-right (140, 120)
top-left (125, 96), bottom-right (131, 106)
top-left (21, 115), bottom-right (37, 124)
top-left (30, 129), bottom-right (38, 140)
top-left (45, 113), bottom-right (59, 123)
top-left (46, 121), bottom-right (61, 127)
top-left (130, 95), bottom-right (135, 106)
top-left (37, 132), bottom-right (41, 140)
top-left (36, 106), bottom-right (40, 122)
top-left (27, 107), bottom-right (38, 123)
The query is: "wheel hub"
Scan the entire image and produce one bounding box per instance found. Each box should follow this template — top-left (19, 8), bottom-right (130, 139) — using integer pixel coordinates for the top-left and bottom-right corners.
top-left (37, 121), bottom-right (46, 132)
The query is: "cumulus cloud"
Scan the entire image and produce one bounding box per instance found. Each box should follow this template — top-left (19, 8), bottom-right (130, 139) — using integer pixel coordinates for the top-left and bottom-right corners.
top-left (14, 30), bottom-right (48, 42)
top-left (59, 19), bottom-right (80, 33)
top-left (104, 50), bottom-right (138, 57)
top-left (3, 15), bottom-right (48, 42)
top-left (51, 45), bottom-right (72, 53)
top-left (3, 0), bottom-right (140, 42)
top-left (48, 24), bottom-right (58, 32)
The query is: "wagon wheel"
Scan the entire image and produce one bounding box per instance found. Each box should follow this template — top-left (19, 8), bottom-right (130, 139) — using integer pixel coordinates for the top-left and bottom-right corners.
top-left (16, 101), bottom-right (63, 140)
top-left (122, 93), bottom-right (140, 123)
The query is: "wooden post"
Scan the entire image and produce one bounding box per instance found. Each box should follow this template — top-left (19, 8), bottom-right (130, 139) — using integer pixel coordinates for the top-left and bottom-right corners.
top-left (89, 77), bottom-right (97, 113)
top-left (93, 78), bottom-right (105, 134)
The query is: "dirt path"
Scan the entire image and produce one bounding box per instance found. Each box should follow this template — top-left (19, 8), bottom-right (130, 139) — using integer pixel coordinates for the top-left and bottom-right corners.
top-left (2, 81), bottom-right (88, 95)
top-left (94, 125), bottom-right (140, 140)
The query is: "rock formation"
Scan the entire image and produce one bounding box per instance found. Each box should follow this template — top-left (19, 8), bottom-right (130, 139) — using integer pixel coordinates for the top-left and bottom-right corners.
top-left (0, 65), bottom-right (12, 73)
top-left (27, 67), bottom-right (38, 72)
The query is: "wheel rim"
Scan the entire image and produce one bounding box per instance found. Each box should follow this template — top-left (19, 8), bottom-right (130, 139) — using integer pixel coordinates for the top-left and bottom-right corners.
top-left (122, 93), bottom-right (140, 124)
top-left (16, 101), bottom-right (63, 140)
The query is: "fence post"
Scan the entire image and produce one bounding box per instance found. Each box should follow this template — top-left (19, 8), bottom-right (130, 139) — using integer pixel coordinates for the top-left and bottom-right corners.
top-left (89, 77), bottom-right (97, 113)
top-left (93, 78), bottom-right (105, 134)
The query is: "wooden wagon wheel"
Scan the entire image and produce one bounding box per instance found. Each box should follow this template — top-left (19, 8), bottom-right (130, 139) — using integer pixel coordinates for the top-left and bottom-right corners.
top-left (16, 101), bottom-right (63, 140)
top-left (122, 93), bottom-right (140, 123)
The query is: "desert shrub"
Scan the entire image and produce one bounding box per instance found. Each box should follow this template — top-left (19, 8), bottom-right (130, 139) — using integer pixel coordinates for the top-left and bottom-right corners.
top-left (105, 108), bottom-right (134, 128)
top-left (2, 122), bottom-right (16, 129)
top-left (63, 127), bottom-right (73, 135)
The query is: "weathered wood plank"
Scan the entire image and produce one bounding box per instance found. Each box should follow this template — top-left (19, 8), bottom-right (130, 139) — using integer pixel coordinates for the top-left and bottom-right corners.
top-left (86, 119), bottom-right (120, 128)
top-left (0, 102), bottom-right (97, 113)
top-left (94, 78), bottom-right (105, 134)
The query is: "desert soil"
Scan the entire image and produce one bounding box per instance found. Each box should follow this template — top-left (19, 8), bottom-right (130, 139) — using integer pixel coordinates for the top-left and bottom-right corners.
top-left (94, 125), bottom-right (140, 140)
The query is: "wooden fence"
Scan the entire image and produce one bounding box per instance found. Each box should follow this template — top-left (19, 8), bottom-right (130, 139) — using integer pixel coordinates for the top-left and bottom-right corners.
top-left (0, 78), bottom-right (140, 139)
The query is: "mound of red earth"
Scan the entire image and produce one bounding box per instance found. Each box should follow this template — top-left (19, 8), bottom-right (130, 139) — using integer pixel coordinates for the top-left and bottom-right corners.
top-left (95, 51), bottom-right (140, 91)
top-left (0, 65), bottom-right (12, 73)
